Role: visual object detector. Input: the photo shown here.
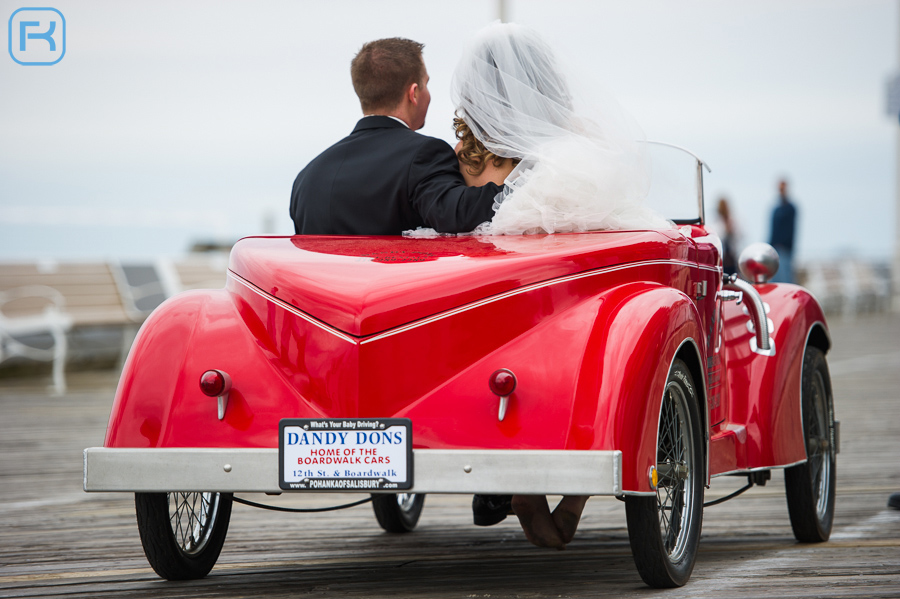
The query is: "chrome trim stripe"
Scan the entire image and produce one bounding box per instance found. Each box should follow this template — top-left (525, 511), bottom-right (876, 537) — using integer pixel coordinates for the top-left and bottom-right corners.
top-left (228, 271), bottom-right (358, 345)
top-left (230, 258), bottom-right (709, 346)
top-left (696, 263), bottom-right (722, 274)
top-left (360, 259), bottom-right (700, 344)
top-left (84, 447), bottom-right (622, 495)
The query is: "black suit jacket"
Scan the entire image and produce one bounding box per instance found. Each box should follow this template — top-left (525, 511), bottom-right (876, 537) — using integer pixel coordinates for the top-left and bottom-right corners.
top-left (290, 116), bottom-right (502, 235)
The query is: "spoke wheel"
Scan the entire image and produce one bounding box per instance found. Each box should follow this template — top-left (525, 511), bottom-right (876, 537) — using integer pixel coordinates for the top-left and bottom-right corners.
top-left (626, 359), bottom-right (704, 588)
top-left (785, 346), bottom-right (836, 542)
top-left (135, 492), bottom-right (233, 580)
top-left (371, 493), bottom-right (426, 532)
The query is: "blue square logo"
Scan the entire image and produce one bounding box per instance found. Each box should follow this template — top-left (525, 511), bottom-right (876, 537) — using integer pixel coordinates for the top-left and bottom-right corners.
top-left (9, 7), bottom-right (66, 65)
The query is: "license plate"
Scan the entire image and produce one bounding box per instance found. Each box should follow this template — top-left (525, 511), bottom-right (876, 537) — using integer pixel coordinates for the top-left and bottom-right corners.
top-left (279, 418), bottom-right (412, 491)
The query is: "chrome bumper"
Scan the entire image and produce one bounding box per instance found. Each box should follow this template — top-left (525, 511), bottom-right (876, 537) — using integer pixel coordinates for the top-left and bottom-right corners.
top-left (84, 448), bottom-right (622, 495)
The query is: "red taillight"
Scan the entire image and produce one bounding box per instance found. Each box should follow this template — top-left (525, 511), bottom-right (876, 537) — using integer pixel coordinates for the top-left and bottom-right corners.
top-left (199, 370), bottom-right (230, 397)
top-left (488, 368), bottom-right (517, 397)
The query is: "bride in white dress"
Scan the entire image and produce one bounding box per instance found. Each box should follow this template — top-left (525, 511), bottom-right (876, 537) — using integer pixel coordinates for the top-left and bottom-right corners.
top-left (452, 22), bottom-right (670, 236)
top-left (451, 22), bottom-right (670, 549)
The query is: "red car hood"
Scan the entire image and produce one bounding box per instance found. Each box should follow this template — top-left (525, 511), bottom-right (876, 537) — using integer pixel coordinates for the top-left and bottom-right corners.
top-left (228, 231), bottom-right (689, 337)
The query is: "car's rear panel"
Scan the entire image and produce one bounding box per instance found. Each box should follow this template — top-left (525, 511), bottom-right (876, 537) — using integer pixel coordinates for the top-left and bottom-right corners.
top-left (104, 232), bottom-right (703, 482)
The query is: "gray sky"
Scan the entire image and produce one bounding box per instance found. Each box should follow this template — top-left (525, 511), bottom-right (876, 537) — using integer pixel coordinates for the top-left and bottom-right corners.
top-left (0, 0), bottom-right (896, 261)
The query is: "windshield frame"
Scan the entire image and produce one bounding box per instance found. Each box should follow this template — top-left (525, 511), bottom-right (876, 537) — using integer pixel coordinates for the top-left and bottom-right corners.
top-left (644, 141), bottom-right (710, 226)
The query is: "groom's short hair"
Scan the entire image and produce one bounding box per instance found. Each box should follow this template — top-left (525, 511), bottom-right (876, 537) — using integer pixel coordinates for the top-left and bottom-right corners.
top-left (351, 38), bottom-right (426, 113)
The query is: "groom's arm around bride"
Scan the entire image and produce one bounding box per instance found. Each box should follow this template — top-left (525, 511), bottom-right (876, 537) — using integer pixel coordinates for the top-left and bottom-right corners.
top-left (290, 37), bottom-right (502, 235)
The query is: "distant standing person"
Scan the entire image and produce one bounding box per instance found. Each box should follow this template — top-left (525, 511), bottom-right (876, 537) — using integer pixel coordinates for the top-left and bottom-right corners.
top-left (769, 179), bottom-right (797, 283)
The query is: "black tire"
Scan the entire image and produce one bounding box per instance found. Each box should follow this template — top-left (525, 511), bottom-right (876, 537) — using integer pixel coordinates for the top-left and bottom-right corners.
top-left (371, 493), bottom-right (425, 533)
top-left (134, 492), bottom-right (233, 580)
top-left (626, 359), bottom-right (705, 588)
top-left (784, 346), bottom-right (836, 542)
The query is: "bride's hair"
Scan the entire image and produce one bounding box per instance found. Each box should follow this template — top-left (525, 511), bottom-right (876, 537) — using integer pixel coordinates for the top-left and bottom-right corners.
top-left (453, 115), bottom-right (519, 177)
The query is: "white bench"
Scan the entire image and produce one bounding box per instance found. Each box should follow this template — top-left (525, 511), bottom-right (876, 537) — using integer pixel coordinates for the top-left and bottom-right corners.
top-left (0, 285), bottom-right (73, 395)
top-left (0, 256), bottom-right (227, 392)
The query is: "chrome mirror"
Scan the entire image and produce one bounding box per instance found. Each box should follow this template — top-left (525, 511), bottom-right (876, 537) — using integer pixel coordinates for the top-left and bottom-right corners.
top-left (739, 243), bottom-right (780, 284)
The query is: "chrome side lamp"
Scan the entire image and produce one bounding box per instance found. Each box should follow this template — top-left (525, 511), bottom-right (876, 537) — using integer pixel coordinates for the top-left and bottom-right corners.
top-left (738, 243), bottom-right (780, 284)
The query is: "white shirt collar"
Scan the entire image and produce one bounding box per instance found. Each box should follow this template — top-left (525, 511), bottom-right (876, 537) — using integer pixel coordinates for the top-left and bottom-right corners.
top-left (364, 114), bottom-right (409, 128)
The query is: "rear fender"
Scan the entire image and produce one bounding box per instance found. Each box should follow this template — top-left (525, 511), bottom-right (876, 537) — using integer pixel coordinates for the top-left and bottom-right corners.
top-left (104, 287), bottom-right (350, 448)
top-left (568, 283), bottom-right (706, 494)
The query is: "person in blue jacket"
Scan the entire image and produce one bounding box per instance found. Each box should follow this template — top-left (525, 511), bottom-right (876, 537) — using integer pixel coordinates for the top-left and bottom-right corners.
top-left (769, 179), bottom-right (797, 283)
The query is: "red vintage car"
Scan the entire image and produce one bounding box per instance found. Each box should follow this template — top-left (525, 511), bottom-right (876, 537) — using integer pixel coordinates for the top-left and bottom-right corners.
top-left (83, 145), bottom-right (837, 588)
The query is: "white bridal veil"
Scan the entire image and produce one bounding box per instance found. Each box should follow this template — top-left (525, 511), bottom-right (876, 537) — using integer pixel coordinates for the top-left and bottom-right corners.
top-left (451, 22), bottom-right (671, 235)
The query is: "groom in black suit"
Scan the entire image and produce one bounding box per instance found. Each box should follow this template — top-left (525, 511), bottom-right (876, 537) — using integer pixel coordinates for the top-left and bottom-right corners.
top-left (290, 37), bottom-right (502, 235)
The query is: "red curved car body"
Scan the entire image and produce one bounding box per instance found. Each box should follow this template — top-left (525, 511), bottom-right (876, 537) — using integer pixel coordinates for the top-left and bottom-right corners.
top-left (88, 226), bottom-right (829, 496)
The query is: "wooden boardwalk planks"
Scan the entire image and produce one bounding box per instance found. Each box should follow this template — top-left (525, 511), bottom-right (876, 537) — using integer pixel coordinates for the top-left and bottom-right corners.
top-left (0, 314), bottom-right (898, 598)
